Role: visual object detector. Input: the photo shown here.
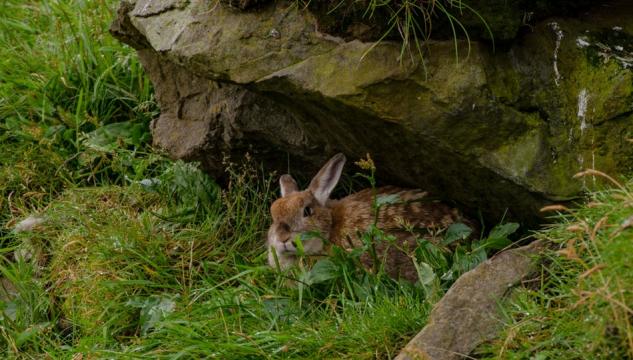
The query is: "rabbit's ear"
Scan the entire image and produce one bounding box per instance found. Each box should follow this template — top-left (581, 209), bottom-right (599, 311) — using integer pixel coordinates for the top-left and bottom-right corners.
top-left (280, 174), bottom-right (298, 197)
top-left (308, 153), bottom-right (346, 205)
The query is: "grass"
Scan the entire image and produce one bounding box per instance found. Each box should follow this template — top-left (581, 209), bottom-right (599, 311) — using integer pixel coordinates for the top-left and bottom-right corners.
top-left (1, 154), bottom-right (511, 358)
top-left (301, 0), bottom-right (494, 67)
top-left (476, 175), bottom-right (633, 359)
top-left (0, 1), bottom-right (494, 357)
top-left (365, 0), bottom-right (493, 63)
top-left (0, 157), bottom-right (433, 358)
top-left (1, 0), bottom-right (631, 359)
top-left (0, 0), bottom-right (158, 235)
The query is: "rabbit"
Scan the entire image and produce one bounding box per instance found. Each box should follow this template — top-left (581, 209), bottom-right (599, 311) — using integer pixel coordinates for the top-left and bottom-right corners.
top-left (267, 153), bottom-right (475, 282)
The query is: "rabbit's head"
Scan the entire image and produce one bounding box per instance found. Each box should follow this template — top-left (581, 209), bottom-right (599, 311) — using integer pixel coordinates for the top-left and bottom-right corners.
top-left (267, 153), bottom-right (346, 269)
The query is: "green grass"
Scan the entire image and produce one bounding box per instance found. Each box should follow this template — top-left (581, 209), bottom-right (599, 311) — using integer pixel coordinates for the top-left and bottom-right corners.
top-left (0, 159), bottom-right (434, 358)
top-left (0, 0), bottom-right (156, 209)
top-left (6, 152), bottom-right (512, 358)
top-left (0, 3), bottom-right (438, 357)
top-left (0, 1), bottom-right (509, 356)
top-left (301, 0), bottom-right (493, 67)
top-left (476, 176), bottom-right (633, 359)
top-left (1, 0), bottom-right (631, 359)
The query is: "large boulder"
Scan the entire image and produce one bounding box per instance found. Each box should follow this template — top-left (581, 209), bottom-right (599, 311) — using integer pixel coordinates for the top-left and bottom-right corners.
top-left (111, 0), bottom-right (633, 224)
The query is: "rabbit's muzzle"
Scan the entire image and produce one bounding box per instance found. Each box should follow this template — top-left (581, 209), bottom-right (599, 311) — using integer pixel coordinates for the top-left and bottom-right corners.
top-left (267, 226), bottom-right (324, 269)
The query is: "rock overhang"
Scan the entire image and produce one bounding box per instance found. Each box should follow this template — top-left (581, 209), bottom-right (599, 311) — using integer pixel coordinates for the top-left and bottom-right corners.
top-left (111, 0), bottom-right (633, 225)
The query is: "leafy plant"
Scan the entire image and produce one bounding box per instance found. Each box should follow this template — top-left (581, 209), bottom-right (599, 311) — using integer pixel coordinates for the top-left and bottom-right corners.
top-left (126, 295), bottom-right (178, 336)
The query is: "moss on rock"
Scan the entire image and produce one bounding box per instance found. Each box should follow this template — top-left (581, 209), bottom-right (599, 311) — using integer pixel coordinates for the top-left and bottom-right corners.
top-left (113, 0), bottom-right (633, 224)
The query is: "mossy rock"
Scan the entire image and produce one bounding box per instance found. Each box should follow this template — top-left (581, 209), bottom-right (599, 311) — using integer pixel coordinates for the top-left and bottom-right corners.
top-left (113, 0), bottom-right (633, 224)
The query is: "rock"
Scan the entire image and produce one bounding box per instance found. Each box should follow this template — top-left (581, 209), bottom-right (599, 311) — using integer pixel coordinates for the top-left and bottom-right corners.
top-left (131, 48), bottom-right (327, 175)
top-left (110, 0), bottom-right (633, 224)
top-left (13, 215), bottom-right (45, 233)
top-left (12, 215), bottom-right (47, 266)
top-left (396, 242), bottom-right (545, 360)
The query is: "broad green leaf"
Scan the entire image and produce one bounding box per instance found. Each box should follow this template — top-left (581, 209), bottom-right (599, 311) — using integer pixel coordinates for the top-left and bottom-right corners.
top-left (294, 234), bottom-right (305, 256)
top-left (477, 222), bottom-right (518, 251)
top-left (1, 300), bottom-right (17, 321)
top-left (478, 236), bottom-right (512, 251)
top-left (416, 261), bottom-right (436, 285)
top-left (488, 222), bottom-right (519, 240)
top-left (15, 322), bottom-right (50, 347)
top-left (450, 247), bottom-right (487, 276)
top-left (126, 295), bottom-right (177, 336)
top-left (84, 121), bottom-right (149, 152)
top-left (442, 222), bottom-right (473, 245)
top-left (306, 259), bottom-right (339, 285)
top-left (262, 298), bottom-right (294, 322)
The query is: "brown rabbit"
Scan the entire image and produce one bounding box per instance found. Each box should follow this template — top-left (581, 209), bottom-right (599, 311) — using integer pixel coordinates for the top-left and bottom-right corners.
top-left (267, 153), bottom-right (475, 282)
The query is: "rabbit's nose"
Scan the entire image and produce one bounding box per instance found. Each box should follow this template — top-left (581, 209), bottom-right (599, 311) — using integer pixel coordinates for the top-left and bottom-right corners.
top-left (278, 223), bottom-right (292, 242)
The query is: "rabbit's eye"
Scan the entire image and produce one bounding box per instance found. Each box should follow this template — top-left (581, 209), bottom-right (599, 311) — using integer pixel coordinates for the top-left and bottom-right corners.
top-left (303, 206), bottom-right (313, 217)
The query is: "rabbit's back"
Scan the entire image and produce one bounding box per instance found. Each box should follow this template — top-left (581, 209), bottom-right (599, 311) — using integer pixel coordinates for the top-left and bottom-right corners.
top-left (330, 186), bottom-right (470, 248)
top-left (329, 186), bottom-right (474, 281)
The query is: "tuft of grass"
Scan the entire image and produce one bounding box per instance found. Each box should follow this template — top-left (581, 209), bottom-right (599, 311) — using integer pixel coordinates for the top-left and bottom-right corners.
top-left (0, 159), bottom-right (274, 356)
top-left (300, 0), bottom-right (494, 68)
top-left (0, 0), bottom-right (155, 129)
top-left (476, 177), bottom-right (633, 359)
top-left (363, 0), bottom-right (493, 63)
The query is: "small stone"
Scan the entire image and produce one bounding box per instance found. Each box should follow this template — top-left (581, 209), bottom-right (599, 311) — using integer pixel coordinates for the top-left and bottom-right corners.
top-left (14, 216), bottom-right (45, 233)
top-left (576, 37), bottom-right (590, 48)
top-left (269, 28), bottom-right (280, 39)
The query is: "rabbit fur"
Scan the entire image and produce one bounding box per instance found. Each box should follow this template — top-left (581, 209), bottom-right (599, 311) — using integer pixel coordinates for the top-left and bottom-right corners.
top-left (267, 153), bottom-right (474, 282)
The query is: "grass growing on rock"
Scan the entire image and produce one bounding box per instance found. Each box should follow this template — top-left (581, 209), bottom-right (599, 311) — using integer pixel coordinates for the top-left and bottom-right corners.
top-left (302, 0), bottom-right (494, 66)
